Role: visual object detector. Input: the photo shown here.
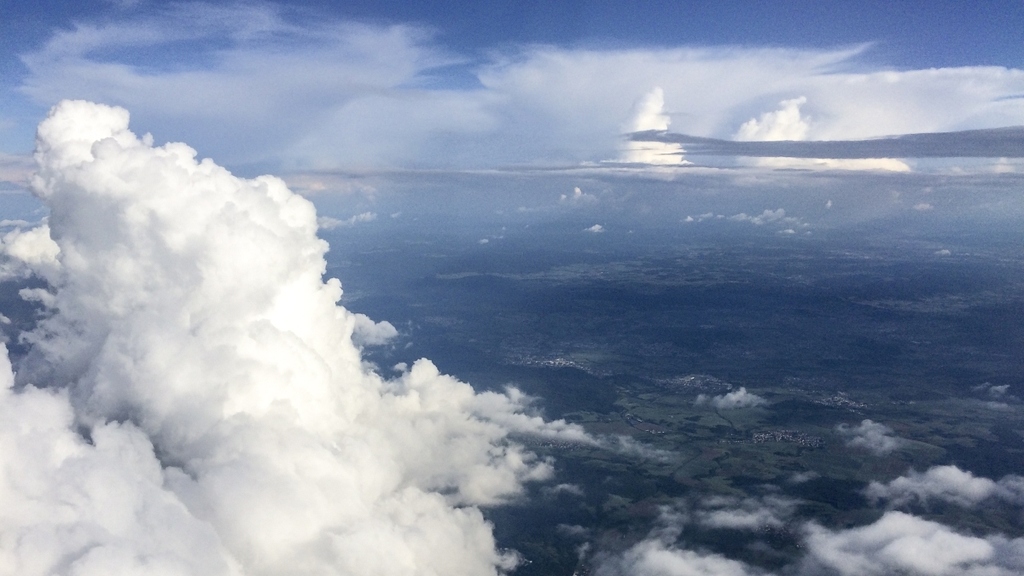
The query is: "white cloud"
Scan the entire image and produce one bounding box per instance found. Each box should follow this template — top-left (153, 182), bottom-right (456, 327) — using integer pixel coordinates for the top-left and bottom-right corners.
top-left (543, 483), bottom-right (585, 498)
top-left (16, 6), bottom-right (1024, 170)
top-left (865, 465), bottom-right (1024, 508)
top-left (596, 537), bottom-right (761, 576)
top-left (695, 387), bottom-right (766, 410)
top-left (696, 494), bottom-right (799, 530)
top-left (317, 211), bottom-right (377, 229)
top-left (728, 208), bottom-right (788, 225)
top-left (560, 186), bottom-right (597, 203)
top-left (585, 224), bottom-right (605, 233)
top-left (802, 511), bottom-right (1024, 576)
top-left (619, 87), bottom-right (687, 165)
top-left (351, 313), bottom-right (399, 347)
top-left (0, 223), bottom-right (61, 282)
top-left (594, 507), bottom-right (761, 576)
top-left (836, 419), bottom-right (904, 455)
top-left (735, 97), bottom-right (910, 171)
top-left (1, 100), bottom-right (596, 576)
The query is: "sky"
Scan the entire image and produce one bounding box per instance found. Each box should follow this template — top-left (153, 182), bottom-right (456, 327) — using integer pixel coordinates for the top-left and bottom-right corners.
top-left (2, 0), bottom-right (1024, 177)
top-left (3, 3), bottom-right (1024, 576)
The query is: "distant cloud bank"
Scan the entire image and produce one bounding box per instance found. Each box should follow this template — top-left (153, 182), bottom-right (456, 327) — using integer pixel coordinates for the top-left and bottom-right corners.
top-left (632, 126), bottom-right (1024, 159)
top-left (9, 3), bottom-right (1024, 171)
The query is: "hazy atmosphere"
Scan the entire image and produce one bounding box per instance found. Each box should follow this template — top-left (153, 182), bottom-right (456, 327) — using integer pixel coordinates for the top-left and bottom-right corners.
top-left (2, 2), bottom-right (1024, 575)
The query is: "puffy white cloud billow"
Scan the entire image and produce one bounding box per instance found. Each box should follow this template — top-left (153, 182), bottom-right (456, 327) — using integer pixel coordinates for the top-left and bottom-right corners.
top-left (802, 511), bottom-right (1024, 576)
top-left (0, 100), bottom-right (593, 576)
top-left (836, 419), bottom-right (904, 455)
top-left (865, 465), bottom-right (1024, 509)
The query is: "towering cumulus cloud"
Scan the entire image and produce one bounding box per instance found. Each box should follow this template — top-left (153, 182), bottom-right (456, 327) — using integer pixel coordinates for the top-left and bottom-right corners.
top-left (0, 100), bottom-right (588, 576)
top-left (619, 88), bottom-right (686, 165)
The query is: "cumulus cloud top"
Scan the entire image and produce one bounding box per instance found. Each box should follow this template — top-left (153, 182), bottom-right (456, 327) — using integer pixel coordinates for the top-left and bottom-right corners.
top-left (0, 100), bottom-right (592, 576)
top-left (619, 87), bottom-right (687, 165)
top-left (736, 97), bottom-right (810, 142)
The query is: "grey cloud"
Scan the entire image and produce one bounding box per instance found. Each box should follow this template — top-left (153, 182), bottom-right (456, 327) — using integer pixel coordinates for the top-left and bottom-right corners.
top-left (632, 126), bottom-right (1024, 159)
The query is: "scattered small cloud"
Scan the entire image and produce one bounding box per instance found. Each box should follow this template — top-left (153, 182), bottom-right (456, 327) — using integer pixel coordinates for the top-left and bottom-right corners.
top-left (543, 483), bottom-right (585, 498)
top-left (914, 202), bottom-right (934, 211)
top-left (737, 96), bottom-right (810, 142)
top-left (696, 494), bottom-right (800, 530)
top-left (987, 384), bottom-right (1011, 397)
top-left (695, 387), bottom-right (766, 410)
top-left (728, 208), bottom-right (787, 225)
top-left (556, 523), bottom-right (590, 539)
top-left (351, 313), bottom-right (399, 347)
top-left (317, 211), bottom-right (377, 229)
top-left (836, 419), bottom-right (904, 455)
top-left (594, 506), bottom-right (761, 576)
top-left (585, 224), bottom-right (605, 233)
top-left (789, 471), bottom-right (820, 484)
top-left (560, 186), bottom-right (596, 203)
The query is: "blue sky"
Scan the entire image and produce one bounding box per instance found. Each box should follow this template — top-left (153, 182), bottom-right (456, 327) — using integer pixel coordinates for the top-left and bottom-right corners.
top-left (2, 0), bottom-right (1024, 175)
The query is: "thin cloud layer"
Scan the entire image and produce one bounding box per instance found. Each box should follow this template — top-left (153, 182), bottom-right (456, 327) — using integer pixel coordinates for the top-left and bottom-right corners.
top-left (0, 100), bottom-right (593, 576)
top-left (634, 126), bottom-right (1024, 159)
